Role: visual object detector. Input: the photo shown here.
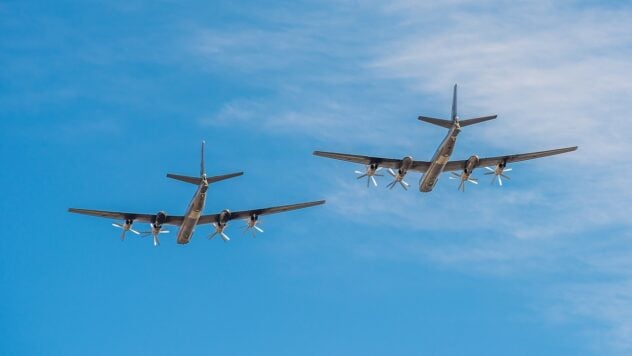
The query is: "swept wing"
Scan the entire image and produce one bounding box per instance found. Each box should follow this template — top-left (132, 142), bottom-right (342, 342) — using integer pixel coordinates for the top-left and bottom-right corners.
top-left (443, 146), bottom-right (578, 172)
top-left (198, 200), bottom-right (326, 225)
top-left (313, 151), bottom-right (431, 172)
top-left (68, 208), bottom-right (185, 225)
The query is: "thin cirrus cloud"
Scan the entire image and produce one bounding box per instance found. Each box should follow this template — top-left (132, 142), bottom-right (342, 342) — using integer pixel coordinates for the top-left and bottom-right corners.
top-left (186, 0), bottom-right (632, 352)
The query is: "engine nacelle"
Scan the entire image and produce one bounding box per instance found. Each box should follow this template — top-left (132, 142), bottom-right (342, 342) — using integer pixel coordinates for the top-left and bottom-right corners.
top-left (399, 156), bottom-right (413, 177)
top-left (464, 155), bottom-right (479, 174)
top-left (153, 211), bottom-right (167, 228)
top-left (219, 209), bottom-right (232, 225)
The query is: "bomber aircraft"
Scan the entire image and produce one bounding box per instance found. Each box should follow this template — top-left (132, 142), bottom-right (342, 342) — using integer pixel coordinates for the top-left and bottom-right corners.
top-left (69, 141), bottom-right (325, 246)
top-left (314, 84), bottom-right (577, 192)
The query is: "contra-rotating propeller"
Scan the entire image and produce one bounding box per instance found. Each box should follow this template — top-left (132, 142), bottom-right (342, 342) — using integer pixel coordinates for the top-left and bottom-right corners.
top-left (243, 214), bottom-right (264, 237)
top-left (449, 171), bottom-right (478, 192)
top-left (210, 223), bottom-right (230, 242)
top-left (355, 163), bottom-right (383, 187)
top-left (112, 219), bottom-right (141, 241)
top-left (484, 165), bottom-right (512, 186)
top-left (140, 223), bottom-right (170, 246)
top-left (386, 168), bottom-right (410, 190)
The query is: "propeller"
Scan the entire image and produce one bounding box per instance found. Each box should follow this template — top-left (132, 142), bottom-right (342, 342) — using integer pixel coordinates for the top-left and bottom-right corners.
top-left (449, 171), bottom-right (478, 192)
top-left (243, 216), bottom-right (264, 237)
top-left (112, 221), bottom-right (141, 241)
top-left (210, 223), bottom-right (230, 242)
top-left (484, 166), bottom-right (512, 186)
top-left (355, 164), bottom-right (383, 187)
top-left (140, 224), bottom-right (170, 246)
top-left (386, 168), bottom-right (410, 190)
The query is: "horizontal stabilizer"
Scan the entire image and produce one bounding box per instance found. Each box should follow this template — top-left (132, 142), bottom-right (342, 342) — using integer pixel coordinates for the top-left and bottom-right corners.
top-left (459, 115), bottom-right (497, 127)
top-left (166, 174), bottom-right (203, 185)
top-left (206, 172), bottom-right (243, 184)
top-left (167, 172), bottom-right (243, 185)
top-left (418, 116), bottom-right (453, 128)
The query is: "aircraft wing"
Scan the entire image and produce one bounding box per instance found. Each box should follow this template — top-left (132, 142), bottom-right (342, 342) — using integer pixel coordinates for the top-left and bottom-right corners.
top-left (313, 151), bottom-right (431, 172)
top-left (197, 200), bottom-right (326, 225)
top-left (443, 146), bottom-right (578, 172)
top-left (68, 208), bottom-right (185, 225)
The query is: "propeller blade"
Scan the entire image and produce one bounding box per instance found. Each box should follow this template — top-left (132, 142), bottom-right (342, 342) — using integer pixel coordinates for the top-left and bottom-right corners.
top-left (504, 168), bottom-right (513, 172)
top-left (254, 226), bottom-right (264, 233)
top-left (468, 179), bottom-right (478, 185)
top-left (112, 223), bottom-right (122, 228)
top-left (129, 229), bottom-right (141, 235)
top-left (120, 231), bottom-right (126, 241)
top-left (371, 175), bottom-right (378, 187)
top-left (153, 234), bottom-right (160, 246)
top-left (484, 166), bottom-right (495, 172)
top-left (399, 181), bottom-right (409, 190)
top-left (354, 170), bottom-right (365, 175)
top-left (220, 233), bottom-right (230, 242)
top-left (498, 175), bottom-right (503, 186)
top-left (388, 168), bottom-right (396, 177)
top-left (357, 173), bottom-right (367, 179)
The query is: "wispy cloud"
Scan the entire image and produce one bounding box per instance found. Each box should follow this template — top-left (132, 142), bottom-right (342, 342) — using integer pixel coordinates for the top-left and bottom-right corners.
top-left (186, 0), bottom-right (632, 352)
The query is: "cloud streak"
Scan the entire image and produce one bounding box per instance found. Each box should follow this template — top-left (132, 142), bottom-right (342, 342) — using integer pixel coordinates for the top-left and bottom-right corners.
top-left (186, 0), bottom-right (632, 352)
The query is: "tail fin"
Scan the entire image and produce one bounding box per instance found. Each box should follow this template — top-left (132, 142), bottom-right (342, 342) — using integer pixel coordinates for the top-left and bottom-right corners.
top-left (418, 84), bottom-right (497, 128)
top-left (451, 83), bottom-right (457, 121)
top-left (200, 140), bottom-right (205, 177)
top-left (166, 140), bottom-right (243, 185)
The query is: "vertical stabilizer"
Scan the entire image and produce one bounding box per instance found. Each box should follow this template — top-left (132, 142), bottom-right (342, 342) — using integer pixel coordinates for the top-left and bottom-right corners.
top-left (451, 84), bottom-right (458, 121)
top-left (200, 140), bottom-right (206, 178)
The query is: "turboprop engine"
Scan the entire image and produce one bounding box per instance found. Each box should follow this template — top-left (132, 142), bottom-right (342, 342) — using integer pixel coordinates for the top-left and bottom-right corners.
top-left (210, 209), bottom-right (231, 242)
top-left (387, 156), bottom-right (413, 190)
top-left (449, 155), bottom-right (480, 191)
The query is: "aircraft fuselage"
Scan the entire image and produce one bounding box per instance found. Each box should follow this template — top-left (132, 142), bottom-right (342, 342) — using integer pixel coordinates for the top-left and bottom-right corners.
top-left (176, 182), bottom-right (208, 244)
top-left (419, 124), bottom-right (461, 192)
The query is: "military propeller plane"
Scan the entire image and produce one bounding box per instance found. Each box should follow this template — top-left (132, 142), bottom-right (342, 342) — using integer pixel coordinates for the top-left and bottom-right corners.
top-left (69, 141), bottom-right (325, 246)
top-left (314, 84), bottom-right (577, 192)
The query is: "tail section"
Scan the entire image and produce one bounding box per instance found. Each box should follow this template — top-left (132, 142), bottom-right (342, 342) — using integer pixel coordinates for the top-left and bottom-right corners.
top-left (167, 172), bottom-right (243, 185)
top-left (418, 84), bottom-right (497, 128)
top-left (166, 140), bottom-right (243, 185)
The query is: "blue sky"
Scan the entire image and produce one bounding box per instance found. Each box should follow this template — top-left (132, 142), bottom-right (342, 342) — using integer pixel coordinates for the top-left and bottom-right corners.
top-left (1, 0), bottom-right (631, 355)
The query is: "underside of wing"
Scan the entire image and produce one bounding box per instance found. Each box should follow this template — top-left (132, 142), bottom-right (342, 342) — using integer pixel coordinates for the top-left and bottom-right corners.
top-left (197, 200), bottom-right (325, 225)
top-left (68, 208), bottom-right (185, 225)
top-left (443, 146), bottom-right (578, 172)
top-left (313, 151), bottom-right (430, 172)
top-left (313, 151), bottom-right (403, 169)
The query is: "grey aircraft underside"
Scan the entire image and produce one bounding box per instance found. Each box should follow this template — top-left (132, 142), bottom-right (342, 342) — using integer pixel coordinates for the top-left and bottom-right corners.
top-left (69, 141), bottom-right (325, 246)
top-left (314, 84), bottom-right (577, 192)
